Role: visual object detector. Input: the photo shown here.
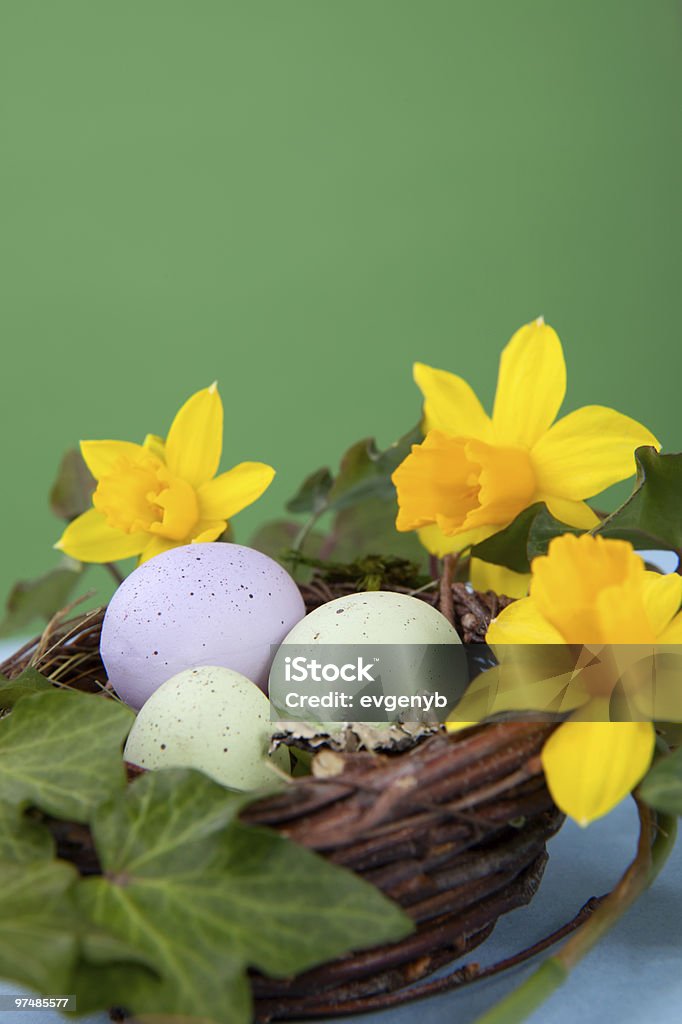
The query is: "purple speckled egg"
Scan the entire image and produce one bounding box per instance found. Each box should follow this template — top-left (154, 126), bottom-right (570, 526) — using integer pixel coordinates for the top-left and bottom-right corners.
top-left (100, 543), bottom-right (305, 709)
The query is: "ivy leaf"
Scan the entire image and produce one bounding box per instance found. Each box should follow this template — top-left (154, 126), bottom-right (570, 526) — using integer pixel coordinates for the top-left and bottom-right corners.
top-left (0, 668), bottom-right (53, 710)
top-left (249, 520), bottom-right (328, 581)
top-left (639, 747), bottom-right (682, 815)
top-left (50, 448), bottom-right (96, 520)
top-left (253, 502), bottom-right (426, 573)
top-left (595, 447), bottom-right (682, 551)
top-left (286, 468), bottom-right (334, 515)
top-left (325, 441), bottom-right (390, 509)
top-left (0, 859), bottom-right (79, 995)
top-left (0, 561), bottom-right (85, 638)
top-left (526, 506), bottom-right (584, 561)
top-left (326, 424), bottom-right (422, 510)
top-left (0, 689), bottom-right (134, 822)
top-left (285, 425), bottom-right (421, 520)
top-left (77, 769), bottom-right (413, 1024)
top-left (70, 934), bottom-right (163, 1016)
top-left (0, 802), bottom-right (54, 862)
top-left (471, 503), bottom-right (545, 573)
top-left (327, 496), bottom-right (426, 565)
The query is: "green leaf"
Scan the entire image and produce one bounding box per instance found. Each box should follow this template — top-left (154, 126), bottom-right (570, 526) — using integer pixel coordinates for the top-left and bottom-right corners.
top-left (0, 859), bottom-right (79, 995)
top-left (285, 467), bottom-right (334, 514)
top-left (253, 501), bottom-right (426, 574)
top-left (0, 689), bottom-right (134, 822)
top-left (0, 667), bottom-right (53, 709)
top-left (471, 503), bottom-right (545, 574)
top-left (49, 448), bottom-right (96, 520)
top-left (70, 933), bottom-right (163, 1015)
top-left (0, 802), bottom-right (54, 862)
top-left (285, 425), bottom-right (421, 522)
top-left (325, 440), bottom-right (392, 508)
top-left (327, 495), bottom-right (427, 566)
top-left (327, 424), bottom-right (422, 510)
top-left (0, 561), bottom-right (85, 638)
top-left (596, 447), bottom-right (682, 551)
top-left (248, 520), bottom-right (327, 577)
top-left (526, 506), bottom-right (584, 560)
top-left (78, 769), bottom-right (413, 1024)
top-left (639, 747), bottom-right (682, 815)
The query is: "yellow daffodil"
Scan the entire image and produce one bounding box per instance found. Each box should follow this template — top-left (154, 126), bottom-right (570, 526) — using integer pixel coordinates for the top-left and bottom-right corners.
top-left (392, 319), bottom-right (659, 564)
top-left (468, 557), bottom-right (531, 599)
top-left (483, 533), bottom-right (682, 825)
top-left (55, 383), bottom-right (275, 564)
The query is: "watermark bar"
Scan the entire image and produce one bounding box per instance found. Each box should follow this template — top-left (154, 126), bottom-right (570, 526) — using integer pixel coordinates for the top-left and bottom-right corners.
top-left (0, 997), bottom-right (77, 1011)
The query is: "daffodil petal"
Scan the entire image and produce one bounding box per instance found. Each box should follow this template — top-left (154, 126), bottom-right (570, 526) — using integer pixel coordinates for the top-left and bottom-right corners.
top-left (198, 462), bottom-right (275, 521)
top-left (492, 320), bottom-right (566, 448)
top-left (55, 509), bottom-right (147, 562)
top-left (486, 597), bottom-right (565, 645)
top-left (532, 406), bottom-right (659, 500)
top-left (542, 496), bottom-right (600, 529)
top-left (541, 720), bottom-right (655, 825)
top-left (658, 612), bottom-right (682, 644)
top-left (413, 362), bottom-right (493, 441)
top-left (139, 536), bottom-right (180, 564)
top-left (642, 571), bottom-right (682, 635)
top-left (470, 558), bottom-right (530, 599)
top-left (417, 523), bottom-right (496, 556)
top-left (80, 440), bottom-right (148, 481)
top-left (192, 521), bottom-right (228, 543)
top-left (165, 383), bottom-right (223, 488)
top-left (143, 433), bottom-right (166, 461)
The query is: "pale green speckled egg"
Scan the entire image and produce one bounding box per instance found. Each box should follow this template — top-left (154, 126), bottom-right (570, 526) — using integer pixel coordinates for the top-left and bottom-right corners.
top-left (123, 665), bottom-right (290, 790)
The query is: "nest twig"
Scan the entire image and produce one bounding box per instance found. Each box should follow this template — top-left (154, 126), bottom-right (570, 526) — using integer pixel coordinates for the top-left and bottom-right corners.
top-left (241, 723), bottom-right (562, 1019)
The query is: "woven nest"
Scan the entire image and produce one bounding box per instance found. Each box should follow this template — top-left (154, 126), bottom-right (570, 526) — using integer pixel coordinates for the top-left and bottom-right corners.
top-left (1, 575), bottom-right (581, 1020)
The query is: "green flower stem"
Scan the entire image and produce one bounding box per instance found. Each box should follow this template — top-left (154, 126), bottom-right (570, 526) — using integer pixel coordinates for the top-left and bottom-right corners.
top-left (290, 505), bottom-right (329, 564)
top-left (104, 562), bottom-right (124, 584)
top-left (472, 799), bottom-right (678, 1024)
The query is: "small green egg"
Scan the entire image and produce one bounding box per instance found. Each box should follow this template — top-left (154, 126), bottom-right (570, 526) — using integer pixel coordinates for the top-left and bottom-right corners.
top-left (123, 665), bottom-right (290, 791)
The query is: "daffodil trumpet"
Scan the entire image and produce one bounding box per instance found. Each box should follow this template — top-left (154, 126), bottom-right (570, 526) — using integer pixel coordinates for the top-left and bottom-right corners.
top-left (55, 383), bottom-right (275, 565)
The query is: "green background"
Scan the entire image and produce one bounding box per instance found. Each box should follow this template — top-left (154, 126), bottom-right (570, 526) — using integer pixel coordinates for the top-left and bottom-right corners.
top-left (1, 0), bottom-right (681, 611)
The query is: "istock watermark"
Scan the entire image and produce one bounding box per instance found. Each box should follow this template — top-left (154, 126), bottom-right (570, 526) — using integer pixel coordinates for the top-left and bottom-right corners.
top-left (269, 643), bottom-right (470, 723)
top-left (283, 655), bottom-right (379, 684)
top-left (269, 643), bottom-right (682, 726)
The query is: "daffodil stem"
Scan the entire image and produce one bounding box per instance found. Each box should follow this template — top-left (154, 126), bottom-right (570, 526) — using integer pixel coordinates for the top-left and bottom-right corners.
top-left (439, 554), bottom-right (457, 625)
top-left (471, 799), bottom-right (677, 1024)
top-left (104, 562), bottom-right (124, 585)
top-left (291, 509), bottom-right (324, 560)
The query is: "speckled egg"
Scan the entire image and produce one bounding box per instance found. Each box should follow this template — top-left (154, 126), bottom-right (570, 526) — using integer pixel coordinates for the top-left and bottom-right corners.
top-left (269, 590), bottom-right (464, 722)
top-left (123, 665), bottom-right (290, 790)
top-left (101, 542), bottom-right (306, 709)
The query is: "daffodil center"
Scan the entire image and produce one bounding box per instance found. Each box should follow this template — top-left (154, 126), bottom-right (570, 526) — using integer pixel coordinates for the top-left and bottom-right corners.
top-left (531, 535), bottom-right (657, 646)
top-left (435, 438), bottom-right (537, 532)
top-left (463, 439), bottom-right (537, 529)
top-left (92, 453), bottom-right (200, 541)
top-left (392, 431), bottom-right (539, 537)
